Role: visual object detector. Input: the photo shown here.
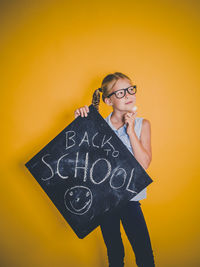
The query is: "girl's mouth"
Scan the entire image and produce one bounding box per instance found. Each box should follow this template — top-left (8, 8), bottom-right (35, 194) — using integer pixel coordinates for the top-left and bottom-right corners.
top-left (125, 101), bottom-right (133, 104)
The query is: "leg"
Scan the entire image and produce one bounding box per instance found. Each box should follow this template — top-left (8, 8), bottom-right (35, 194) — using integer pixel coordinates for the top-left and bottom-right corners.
top-left (120, 201), bottom-right (155, 267)
top-left (100, 211), bottom-right (125, 267)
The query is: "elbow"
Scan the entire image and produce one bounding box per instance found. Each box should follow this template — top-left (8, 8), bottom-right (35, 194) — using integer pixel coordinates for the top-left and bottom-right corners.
top-left (143, 155), bottom-right (152, 170)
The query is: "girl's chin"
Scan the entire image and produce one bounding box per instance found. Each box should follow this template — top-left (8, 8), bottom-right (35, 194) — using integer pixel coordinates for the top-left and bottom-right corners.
top-left (114, 104), bottom-right (136, 113)
top-left (125, 104), bottom-right (135, 111)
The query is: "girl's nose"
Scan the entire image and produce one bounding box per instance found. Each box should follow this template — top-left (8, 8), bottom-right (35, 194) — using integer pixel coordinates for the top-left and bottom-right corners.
top-left (124, 93), bottom-right (129, 99)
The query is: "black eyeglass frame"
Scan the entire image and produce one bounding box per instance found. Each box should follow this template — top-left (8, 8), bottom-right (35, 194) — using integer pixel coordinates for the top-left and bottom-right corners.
top-left (106, 85), bottom-right (137, 99)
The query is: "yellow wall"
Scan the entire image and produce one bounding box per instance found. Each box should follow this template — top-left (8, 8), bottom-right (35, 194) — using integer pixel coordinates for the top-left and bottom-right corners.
top-left (1, 1), bottom-right (200, 266)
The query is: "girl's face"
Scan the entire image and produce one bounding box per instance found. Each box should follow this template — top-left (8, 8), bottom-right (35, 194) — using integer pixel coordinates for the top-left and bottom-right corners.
top-left (105, 78), bottom-right (136, 113)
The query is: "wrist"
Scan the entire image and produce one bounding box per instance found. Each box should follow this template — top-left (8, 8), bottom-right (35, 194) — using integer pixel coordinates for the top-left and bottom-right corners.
top-left (127, 128), bottom-right (136, 137)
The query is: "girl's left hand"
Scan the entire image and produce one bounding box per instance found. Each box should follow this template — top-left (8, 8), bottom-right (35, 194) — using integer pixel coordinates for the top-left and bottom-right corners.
top-left (124, 112), bottom-right (137, 136)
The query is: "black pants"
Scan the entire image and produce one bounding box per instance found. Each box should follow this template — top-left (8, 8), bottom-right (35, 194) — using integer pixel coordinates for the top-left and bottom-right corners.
top-left (100, 201), bottom-right (155, 267)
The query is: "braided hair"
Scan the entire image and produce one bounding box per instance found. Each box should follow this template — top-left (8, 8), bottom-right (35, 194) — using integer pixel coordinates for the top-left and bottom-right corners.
top-left (92, 88), bottom-right (102, 112)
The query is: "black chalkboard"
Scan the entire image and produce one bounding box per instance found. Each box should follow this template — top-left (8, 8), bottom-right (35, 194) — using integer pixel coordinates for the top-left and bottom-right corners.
top-left (25, 105), bottom-right (153, 238)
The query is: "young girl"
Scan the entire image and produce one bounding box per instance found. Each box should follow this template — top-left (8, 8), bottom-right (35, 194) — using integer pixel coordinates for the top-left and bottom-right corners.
top-left (74, 72), bottom-right (155, 267)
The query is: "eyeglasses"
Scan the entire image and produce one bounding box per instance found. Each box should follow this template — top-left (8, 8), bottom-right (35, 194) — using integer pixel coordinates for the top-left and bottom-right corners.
top-left (107, 85), bottom-right (137, 99)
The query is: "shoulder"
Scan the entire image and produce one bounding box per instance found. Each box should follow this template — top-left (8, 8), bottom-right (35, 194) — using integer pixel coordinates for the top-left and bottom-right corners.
top-left (141, 119), bottom-right (151, 136)
top-left (104, 112), bottom-right (112, 123)
top-left (135, 117), bottom-right (151, 128)
top-left (142, 118), bottom-right (151, 128)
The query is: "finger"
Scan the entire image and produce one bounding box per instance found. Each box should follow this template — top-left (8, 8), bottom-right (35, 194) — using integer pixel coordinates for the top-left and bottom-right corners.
top-left (74, 110), bottom-right (80, 118)
top-left (85, 105), bottom-right (89, 113)
top-left (124, 113), bottom-right (130, 118)
top-left (81, 107), bottom-right (87, 117)
top-left (133, 112), bottom-right (137, 118)
top-left (84, 108), bottom-right (88, 117)
top-left (129, 114), bottom-right (133, 118)
top-left (125, 116), bottom-right (132, 122)
top-left (126, 112), bottom-right (133, 118)
top-left (80, 108), bottom-right (84, 117)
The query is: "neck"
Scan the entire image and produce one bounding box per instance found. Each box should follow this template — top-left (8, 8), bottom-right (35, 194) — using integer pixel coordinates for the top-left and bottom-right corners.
top-left (110, 110), bottom-right (126, 125)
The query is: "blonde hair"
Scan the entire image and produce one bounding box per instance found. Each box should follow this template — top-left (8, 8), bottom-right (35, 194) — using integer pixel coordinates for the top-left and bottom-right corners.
top-left (92, 72), bottom-right (132, 111)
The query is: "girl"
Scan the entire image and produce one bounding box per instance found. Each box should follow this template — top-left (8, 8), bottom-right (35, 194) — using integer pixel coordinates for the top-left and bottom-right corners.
top-left (74, 72), bottom-right (155, 267)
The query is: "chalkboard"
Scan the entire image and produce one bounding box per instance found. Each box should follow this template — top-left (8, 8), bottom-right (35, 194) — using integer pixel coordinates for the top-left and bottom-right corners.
top-left (25, 105), bottom-right (153, 238)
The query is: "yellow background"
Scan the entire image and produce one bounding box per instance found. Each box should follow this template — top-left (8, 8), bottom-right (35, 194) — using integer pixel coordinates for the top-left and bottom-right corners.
top-left (1, 1), bottom-right (200, 266)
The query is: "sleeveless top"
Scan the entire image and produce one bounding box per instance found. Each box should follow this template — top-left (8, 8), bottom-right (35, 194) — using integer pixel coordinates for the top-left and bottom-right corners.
top-left (104, 112), bottom-right (147, 201)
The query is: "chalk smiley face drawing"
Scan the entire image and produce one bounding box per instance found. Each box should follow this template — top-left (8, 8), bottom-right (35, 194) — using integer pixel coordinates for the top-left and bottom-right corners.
top-left (64, 186), bottom-right (93, 215)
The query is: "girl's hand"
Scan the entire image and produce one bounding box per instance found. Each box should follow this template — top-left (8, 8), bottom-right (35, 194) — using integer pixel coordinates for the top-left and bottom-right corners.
top-left (124, 111), bottom-right (137, 136)
top-left (74, 105), bottom-right (89, 118)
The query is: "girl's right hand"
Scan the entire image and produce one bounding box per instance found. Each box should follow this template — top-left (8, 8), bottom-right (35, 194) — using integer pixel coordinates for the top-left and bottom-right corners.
top-left (74, 105), bottom-right (89, 118)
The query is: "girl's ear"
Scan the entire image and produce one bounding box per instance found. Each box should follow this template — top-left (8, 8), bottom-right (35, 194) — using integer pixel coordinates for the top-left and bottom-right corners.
top-left (105, 97), bottom-right (113, 106)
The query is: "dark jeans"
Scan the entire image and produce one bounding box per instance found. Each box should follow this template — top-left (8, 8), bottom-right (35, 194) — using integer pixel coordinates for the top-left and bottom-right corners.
top-left (100, 201), bottom-right (155, 267)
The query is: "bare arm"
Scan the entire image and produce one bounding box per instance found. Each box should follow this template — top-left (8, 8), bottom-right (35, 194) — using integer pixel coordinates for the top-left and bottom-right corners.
top-left (125, 115), bottom-right (152, 169)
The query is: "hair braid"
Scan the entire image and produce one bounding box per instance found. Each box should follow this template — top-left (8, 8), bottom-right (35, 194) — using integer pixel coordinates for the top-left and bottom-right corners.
top-left (92, 88), bottom-right (102, 112)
